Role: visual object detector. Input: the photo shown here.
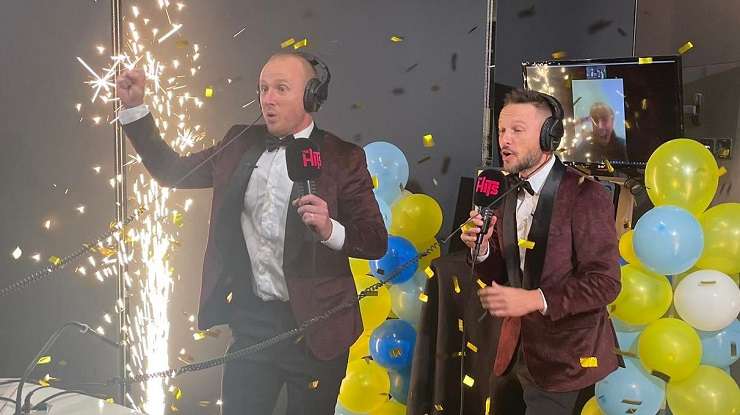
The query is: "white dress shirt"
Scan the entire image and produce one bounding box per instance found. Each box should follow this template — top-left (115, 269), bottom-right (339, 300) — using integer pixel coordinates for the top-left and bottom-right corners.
top-left (119, 105), bottom-right (346, 302)
top-left (475, 156), bottom-right (557, 314)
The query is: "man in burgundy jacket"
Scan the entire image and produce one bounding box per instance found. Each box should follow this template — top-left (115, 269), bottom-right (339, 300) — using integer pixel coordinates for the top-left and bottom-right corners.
top-left (461, 89), bottom-right (621, 414)
top-left (116, 52), bottom-right (387, 414)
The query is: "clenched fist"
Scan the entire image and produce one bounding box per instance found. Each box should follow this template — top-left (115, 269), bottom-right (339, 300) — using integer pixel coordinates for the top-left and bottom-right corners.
top-left (116, 69), bottom-right (146, 108)
top-left (460, 209), bottom-right (496, 256)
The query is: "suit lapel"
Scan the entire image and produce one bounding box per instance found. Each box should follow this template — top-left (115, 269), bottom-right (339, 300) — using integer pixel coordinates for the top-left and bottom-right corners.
top-left (522, 158), bottom-right (566, 289)
top-left (282, 126), bottom-right (326, 271)
top-left (501, 185), bottom-right (522, 288)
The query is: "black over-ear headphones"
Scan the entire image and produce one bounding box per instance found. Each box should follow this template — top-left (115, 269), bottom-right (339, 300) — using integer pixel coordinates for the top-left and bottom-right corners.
top-left (295, 51), bottom-right (331, 113)
top-left (537, 92), bottom-right (565, 152)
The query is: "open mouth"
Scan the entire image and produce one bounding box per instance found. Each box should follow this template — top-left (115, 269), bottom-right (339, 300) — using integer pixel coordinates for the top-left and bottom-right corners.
top-left (501, 149), bottom-right (515, 160)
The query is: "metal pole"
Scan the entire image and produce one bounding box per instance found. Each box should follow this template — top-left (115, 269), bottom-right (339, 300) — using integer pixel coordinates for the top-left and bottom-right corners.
top-left (111, 0), bottom-right (129, 405)
top-left (481, 0), bottom-right (496, 166)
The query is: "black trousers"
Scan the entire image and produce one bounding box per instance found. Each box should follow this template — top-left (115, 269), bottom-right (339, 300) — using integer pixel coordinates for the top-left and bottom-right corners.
top-left (221, 301), bottom-right (348, 415)
top-left (491, 346), bottom-right (594, 415)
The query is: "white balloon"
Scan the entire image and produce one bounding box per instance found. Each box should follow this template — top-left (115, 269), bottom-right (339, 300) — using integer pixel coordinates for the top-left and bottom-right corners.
top-left (674, 269), bottom-right (740, 331)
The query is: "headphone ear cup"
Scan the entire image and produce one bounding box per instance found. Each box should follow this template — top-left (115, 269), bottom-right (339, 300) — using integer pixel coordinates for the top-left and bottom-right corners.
top-left (540, 117), bottom-right (555, 151)
top-left (549, 119), bottom-right (564, 151)
top-left (304, 78), bottom-right (321, 113)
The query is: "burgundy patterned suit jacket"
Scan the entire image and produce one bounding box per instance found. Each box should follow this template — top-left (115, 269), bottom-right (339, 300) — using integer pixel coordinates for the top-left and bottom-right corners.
top-left (123, 114), bottom-right (388, 360)
top-left (476, 160), bottom-right (621, 392)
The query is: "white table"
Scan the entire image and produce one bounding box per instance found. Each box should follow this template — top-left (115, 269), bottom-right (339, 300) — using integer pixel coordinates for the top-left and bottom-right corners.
top-left (0, 379), bottom-right (140, 414)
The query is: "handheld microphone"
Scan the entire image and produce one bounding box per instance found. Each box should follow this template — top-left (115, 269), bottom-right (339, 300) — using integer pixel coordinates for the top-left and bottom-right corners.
top-left (472, 169), bottom-right (507, 257)
top-left (286, 138), bottom-right (322, 195)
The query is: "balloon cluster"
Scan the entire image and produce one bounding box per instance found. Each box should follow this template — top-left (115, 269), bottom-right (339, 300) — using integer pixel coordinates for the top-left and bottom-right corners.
top-left (337, 142), bottom-right (443, 414)
top-left (588, 139), bottom-right (740, 415)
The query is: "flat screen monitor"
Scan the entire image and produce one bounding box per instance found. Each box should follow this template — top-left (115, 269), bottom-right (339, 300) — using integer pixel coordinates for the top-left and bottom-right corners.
top-left (522, 56), bottom-right (684, 169)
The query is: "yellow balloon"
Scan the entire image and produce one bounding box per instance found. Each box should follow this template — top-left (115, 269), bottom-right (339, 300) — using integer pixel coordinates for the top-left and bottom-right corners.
top-left (390, 194), bottom-right (443, 245)
top-left (638, 318), bottom-right (702, 382)
top-left (348, 332), bottom-right (371, 362)
top-left (618, 230), bottom-right (643, 267)
top-left (350, 257), bottom-right (371, 277)
top-left (354, 273), bottom-right (391, 332)
top-left (667, 365), bottom-right (740, 415)
top-left (610, 264), bottom-right (673, 325)
top-left (339, 359), bottom-right (390, 413)
top-left (369, 399), bottom-right (406, 415)
top-left (413, 237), bottom-right (440, 272)
top-left (695, 203), bottom-right (740, 275)
top-left (580, 396), bottom-right (605, 415)
top-left (645, 138), bottom-right (719, 215)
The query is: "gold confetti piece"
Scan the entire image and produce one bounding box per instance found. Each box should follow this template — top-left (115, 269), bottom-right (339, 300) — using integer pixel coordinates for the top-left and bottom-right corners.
top-left (641, 98), bottom-right (648, 111)
top-left (177, 354), bottom-right (195, 364)
top-left (390, 35), bottom-right (404, 42)
top-left (31, 254), bottom-right (41, 262)
top-left (49, 256), bottom-right (62, 266)
top-left (193, 331), bottom-right (207, 341)
top-left (485, 397), bottom-right (491, 415)
top-left (678, 41), bottom-right (694, 55)
top-left (423, 134), bottom-right (435, 147)
top-left (625, 120), bottom-right (631, 129)
top-left (173, 387), bottom-right (182, 400)
top-left (418, 292), bottom-right (428, 303)
top-left (551, 50), bottom-right (567, 59)
top-left (466, 342), bottom-right (478, 353)
top-left (308, 379), bottom-right (320, 389)
top-left (604, 159), bottom-right (615, 173)
top-left (11, 246), bottom-right (22, 260)
top-left (293, 38), bottom-right (308, 50)
top-left (38, 378), bottom-right (50, 387)
top-left (37, 356), bottom-right (52, 365)
top-left (281, 38), bottom-right (296, 48)
top-left (718, 166), bottom-right (727, 177)
top-left (638, 57), bottom-right (653, 64)
top-left (175, 39), bottom-right (189, 48)
top-left (173, 211), bottom-right (185, 227)
top-left (476, 279), bottom-right (487, 289)
top-left (580, 357), bottom-right (598, 368)
top-left (198, 401), bottom-right (211, 407)
top-left (97, 246), bottom-right (117, 257)
top-left (452, 276), bottom-right (461, 294)
top-left (226, 292), bottom-right (233, 303)
top-left (434, 403), bottom-right (444, 411)
top-left (424, 267), bottom-right (434, 278)
top-left (458, 319), bottom-right (464, 332)
top-left (371, 176), bottom-right (379, 189)
top-left (170, 404), bottom-right (179, 412)
top-left (43, 220), bottom-right (52, 230)
top-left (518, 239), bottom-right (535, 250)
top-left (204, 86), bottom-right (214, 98)
top-left (463, 375), bottom-right (475, 387)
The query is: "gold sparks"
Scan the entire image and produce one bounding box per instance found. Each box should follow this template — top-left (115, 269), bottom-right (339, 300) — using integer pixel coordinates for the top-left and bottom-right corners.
top-left (11, 246), bottom-right (22, 260)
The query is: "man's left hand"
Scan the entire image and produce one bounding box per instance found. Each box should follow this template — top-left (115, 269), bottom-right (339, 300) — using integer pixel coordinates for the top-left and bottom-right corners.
top-left (293, 194), bottom-right (333, 241)
top-left (478, 281), bottom-right (544, 317)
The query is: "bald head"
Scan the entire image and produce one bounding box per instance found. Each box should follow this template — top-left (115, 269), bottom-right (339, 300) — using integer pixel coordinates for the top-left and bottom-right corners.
top-left (258, 52), bottom-right (317, 137)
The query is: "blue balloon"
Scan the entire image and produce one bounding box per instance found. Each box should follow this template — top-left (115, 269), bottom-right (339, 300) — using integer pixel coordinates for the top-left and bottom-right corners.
top-left (334, 402), bottom-right (362, 415)
top-left (389, 368), bottom-right (411, 405)
top-left (596, 358), bottom-right (665, 415)
top-left (370, 236), bottom-right (418, 285)
top-left (633, 205), bottom-right (704, 275)
top-left (389, 273), bottom-right (426, 327)
top-left (364, 141), bottom-right (409, 204)
top-left (370, 319), bottom-right (417, 370)
top-left (615, 329), bottom-right (642, 354)
top-left (700, 319), bottom-right (740, 367)
top-left (376, 194), bottom-right (392, 231)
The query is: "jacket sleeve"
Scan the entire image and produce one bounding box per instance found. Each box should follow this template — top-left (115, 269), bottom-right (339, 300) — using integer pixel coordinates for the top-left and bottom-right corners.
top-left (336, 146), bottom-right (388, 260)
top-left (122, 113), bottom-right (242, 189)
top-left (539, 181), bottom-right (622, 321)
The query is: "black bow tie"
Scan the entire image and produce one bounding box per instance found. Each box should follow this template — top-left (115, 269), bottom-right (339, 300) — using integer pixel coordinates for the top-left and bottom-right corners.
top-left (265, 135), bottom-right (294, 152)
top-left (510, 176), bottom-right (535, 196)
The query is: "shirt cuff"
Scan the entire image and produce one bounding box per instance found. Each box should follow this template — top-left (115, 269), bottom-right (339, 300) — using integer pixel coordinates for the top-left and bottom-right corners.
top-left (472, 243), bottom-right (490, 263)
top-left (538, 288), bottom-right (548, 315)
top-left (320, 219), bottom-right (345, 251)
top-left (118, 104), bottom-right (150, 125)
